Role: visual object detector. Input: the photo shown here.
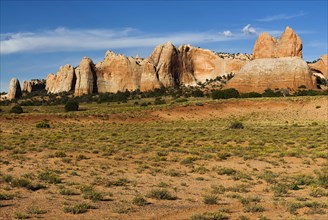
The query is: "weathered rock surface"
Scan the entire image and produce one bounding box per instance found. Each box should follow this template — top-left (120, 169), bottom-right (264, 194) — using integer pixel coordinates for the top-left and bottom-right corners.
top-left (95, 51), bottom-right (143, 93)
top-left (46, 65), bottom-right (75, 93)
top-left (308, 54), bottom-right (328, 79)
top-left (253, 26), bottom-right (302, 59)
top-left (22, 79), bottom-right (46, 93)
top-left (8, 78), bottom-right (22, 100)
top-left (225, 57), bottom-right (315, 93)
top-left (146, 42), bottom-right (180, 87)
top-left (74, 57), bottom-right (96, 96)
top-left (178, 45), bottom-right (250, 85)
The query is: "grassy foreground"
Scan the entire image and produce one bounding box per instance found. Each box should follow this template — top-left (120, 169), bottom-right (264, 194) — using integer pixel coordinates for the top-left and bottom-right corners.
top-left (0, 96), bottom-right (327, 220)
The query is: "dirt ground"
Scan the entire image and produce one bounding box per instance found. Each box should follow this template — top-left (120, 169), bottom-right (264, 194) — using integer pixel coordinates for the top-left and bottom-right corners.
top-left (0, 96), bottom-right (327, 220)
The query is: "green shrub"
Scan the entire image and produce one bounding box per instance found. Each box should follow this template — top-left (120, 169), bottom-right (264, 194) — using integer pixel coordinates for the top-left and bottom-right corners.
top-left (10, 105), bottom-right (23, 114)
top-left (229, 121), bottom-right (244, 129)
top-left (146, 189), bottom-right (177, 200)
top-left (190, 211), bottom-right (228, 220)
top-left (65, 101), bottom-right (79, 112)
top-left (212, 88), bottom-right (240, 99)
top-left (38, 171), bottom-right (61, 184)
top-left (154, 97), bottom-right (166, 105)
top-left (132, 195), bottom-right (149, 206)
top-left (36, 120), bottom-right (50, 128)
top-left (262, 89), bottom-right (281, 97)
top-left (203, 194), bottom-right (218, 204)
top-left (63, 202), bottom-right (95, 214)
top-left (240, 92), bottom-right (262, 98)
top-left (191, 89), bottom-right (204, 97)
top-left (80, 185), bottom-right (103, 201)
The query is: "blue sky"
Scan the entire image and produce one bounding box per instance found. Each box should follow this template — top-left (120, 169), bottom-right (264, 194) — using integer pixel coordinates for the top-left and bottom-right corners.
top-left (1, 0), bottom-right (327, 92)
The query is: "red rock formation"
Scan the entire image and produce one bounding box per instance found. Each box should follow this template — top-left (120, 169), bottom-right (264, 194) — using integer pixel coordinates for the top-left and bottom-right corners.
top-left (225, 57), bottom-right (315, 93)
top-left (7, 78), bottom-right (22, 100)
top-left (253, 26), bottom-right (302, 59)
top-left (308, 54), bottom-right (328, 79)
top-left (74, 57), bottom-right (96, 96)
top-left (46, 64), bottom-right (75, 94)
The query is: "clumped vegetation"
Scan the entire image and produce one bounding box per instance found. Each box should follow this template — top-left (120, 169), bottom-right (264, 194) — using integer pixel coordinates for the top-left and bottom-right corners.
top-left (0, 95), bottom-right (327, 219)
top-left (65, 101), bottom-right (79, 111)
top-left (10, 105), bottom-right (23, 114)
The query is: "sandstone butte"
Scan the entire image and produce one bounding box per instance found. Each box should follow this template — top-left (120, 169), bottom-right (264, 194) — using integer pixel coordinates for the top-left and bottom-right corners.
top-left (225, 26), bottom-right (324, 93)
top-left (44, 42), bottom-right (250, 96)
top-left (7, 78), bottom-right (22, 101)
top-left (6, 26), bottom-right (327, 100)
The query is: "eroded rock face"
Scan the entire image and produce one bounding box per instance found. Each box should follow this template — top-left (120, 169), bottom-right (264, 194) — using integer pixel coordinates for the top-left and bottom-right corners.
top-left (179, 45), bottom-right (250, 85)
top-left (308, 54), bottom-right (328, 79)
top-left (74, 57), bottom-right (96, 96)
top-left (147, 42), bottom-right (180, 87)
top-left (225, 57), bottom-right (315, 93)
top-left (253, 26), bottom-right (302, 59)
top-left (22, 79), bottom-right (46, 93)
top-left (8, 78), bottom-right (22, 100)
top-left (95, 51), bottom-right (143, 93)
top-left (46, 65), bottom-right (75, 93)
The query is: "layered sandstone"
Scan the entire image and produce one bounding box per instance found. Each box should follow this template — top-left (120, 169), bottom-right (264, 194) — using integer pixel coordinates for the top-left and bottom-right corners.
top-left (46, 65), bottom-right (75, 93)
top-left (179, 45), bottom-right (249, 85)
top-left (308, 54), bottom-right (328, 79)
top-left (225, 57), bottom-right (315, 93)
top-left (74, 57), bottom-right (96, 96)
top-left (95, 51), bottom-right (143, 93)
top-left (8, 78), bottom-right (22, 100)
top-left (253, 26), bottom-right (302, 59)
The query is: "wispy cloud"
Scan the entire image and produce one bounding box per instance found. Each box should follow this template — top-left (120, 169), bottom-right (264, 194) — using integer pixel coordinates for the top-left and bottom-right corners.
top-left (242, 24), bottom-right (257, 35)
top-left (0, 27), bottom-right (251, 55)
top-left (223, 30), bottom-right (233, 37)
top-left (257, 11), bottom-right (305, 22)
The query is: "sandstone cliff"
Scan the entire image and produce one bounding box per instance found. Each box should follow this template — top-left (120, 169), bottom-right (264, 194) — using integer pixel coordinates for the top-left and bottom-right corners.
top-left (253, 26), bottom-right (302, 59)
top-left (308, 54), bottom-right (328, 79)
top-left (8, 78), bottom-right (22, 100)
top-left (74, 57), bottom-right (97, 96)
top-left (46, 65), bottom-right (75, 93)
top-left (225, 57), bottom-right (315, 93)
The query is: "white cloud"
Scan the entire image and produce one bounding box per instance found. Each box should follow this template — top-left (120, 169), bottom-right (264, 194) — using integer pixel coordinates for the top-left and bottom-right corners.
top-left (242, 24), bottom-right (257, 35)
top-left (257, 11), bottom-right (305, 22)
top-left (0, 27), bottom-right (250, 55)
top-left (223, 30), bottom-right (233, 37)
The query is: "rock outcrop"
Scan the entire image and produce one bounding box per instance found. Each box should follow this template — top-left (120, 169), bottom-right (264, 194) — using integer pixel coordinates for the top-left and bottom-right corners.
top-left (225, 57), bottom-right (315, 93)
top-left (308, 54), bottom-right (328, 79)
top-left (22, 79), bottom-right (46, 93)
top-left (46, 65), bottom-right (75, 93)
top-left (95, 51), bottom-right (143, 93)
top-left (8, 78), bottom-right (22, 100)
top-left (178, 45), bottom-right (250, 85)
top-left (253, 26), bottom-right (302, 59)
top-left (74, 57), bottom-right (96, 96)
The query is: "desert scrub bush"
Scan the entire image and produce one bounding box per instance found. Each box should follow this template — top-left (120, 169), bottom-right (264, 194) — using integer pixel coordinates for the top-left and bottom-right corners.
top-left (229, 121), bottom-right (244, 129)
top-left (0, 192), bottom-right (14, 200)
top-left (132, 195), bottom-right (149, 206)
top-left (146, 188), bottom-right (177, 200)
top-left (216, 167), bottom-right (237, 176)
top-left (63, 202), bottom-right (95, 214)
top-left (54, 151), bottom-right (67, 158)
top-left (59, 188), bottom-right (80, 196)
top-left (14, 212), bottom-right (30, 219)
top-left (27, 206), bottom-right (47, 215)
top-left (35, 120), bottom-right (50, 128)
top-left (212, 88), bottom-right (240, 99)
top-left (10, 105), bottom-right (23, 114)
top-left (38, 171), bottom-right (61, 184)
top-left (244, 203), bottom-right (265, 213)
top-left (203, 194), bottom-right (218, 205)
top-left (80, 185), bottom-right (103, 201)
top-left (180, 156), bottom-right (198, 165)
top-left (190, 211), bottom-right (228, 220)
top-left (3, 175), bottom-right (44, 191)
top-left (316, 167), bottom-right (328, 188)
top-left (107, 178), bottom-right (130, 187)
top-left (154, 97), bottom-right (166, 105)
top-left (65, 101), bottom-right (79, 112)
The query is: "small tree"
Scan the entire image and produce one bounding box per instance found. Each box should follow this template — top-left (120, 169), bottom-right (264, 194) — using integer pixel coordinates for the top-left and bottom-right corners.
top-left (10, 105), bottom-right (23, 114)
top-left (65, 101), bottom-right (79, 112)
